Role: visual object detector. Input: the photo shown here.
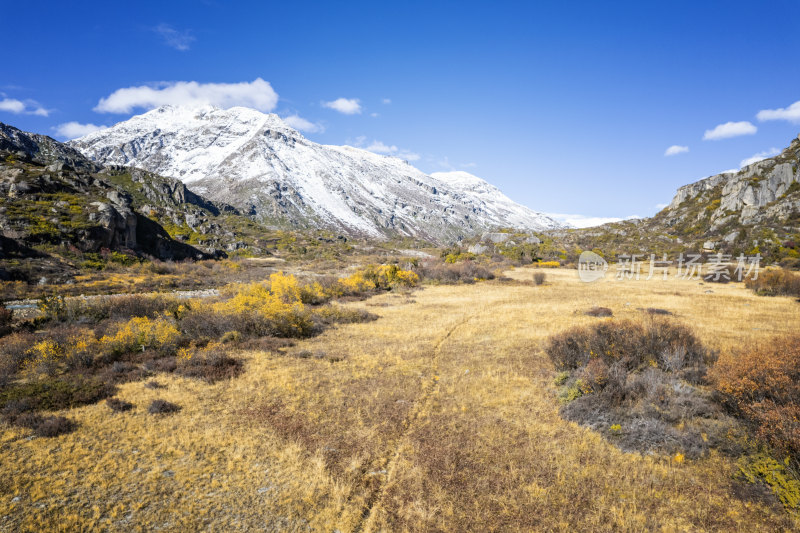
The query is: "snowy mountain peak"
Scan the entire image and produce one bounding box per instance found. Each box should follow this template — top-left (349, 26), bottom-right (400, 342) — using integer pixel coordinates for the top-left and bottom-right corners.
top-left (71, 106), bottom-right (562, 243)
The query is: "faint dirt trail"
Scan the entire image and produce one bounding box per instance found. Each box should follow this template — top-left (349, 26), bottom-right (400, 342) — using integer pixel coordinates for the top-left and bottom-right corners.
top-left (350, 308), bottom-right (482, 533)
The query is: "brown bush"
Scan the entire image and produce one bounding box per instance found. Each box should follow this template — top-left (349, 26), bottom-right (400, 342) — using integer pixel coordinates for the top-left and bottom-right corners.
top-left (178, 307), bottom-right (238, 342)
top-left (548, 318), bottom-right (731, 456)
top-left (0, 332), bottom-right (36, 384)
top-left (14, 413), bottom-right (76, 437)
top-left (0, 307), bottom-right (12, 336)
top-left (106, 398), bottom-right (134, 412)
top-left (546, 317), bottom-right (710, 378)
top-left (644, 308), bottom-right (673, 316)
top-left (711, 335), bottom-right (800, 470)
top-left (533, 272), bottom-right (546, 285)
top-left (585, 306), bottom-right (613, 317)
top-left (176, 345), bottom-right (243, 383)
top-left (148, 399), bottom-right (180, 414)
top-left (0, 376), bottom-right (114, 412)
top-left (416, 259), bottom-right (495, 284)
top-left (745, 268), bottom-right (800, 296)
top-left (47, 294), bottom-right (182, 325)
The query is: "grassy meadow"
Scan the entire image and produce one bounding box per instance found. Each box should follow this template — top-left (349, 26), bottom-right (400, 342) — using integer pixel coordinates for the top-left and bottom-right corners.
top-left (1, 266), bottom-right (799, 531)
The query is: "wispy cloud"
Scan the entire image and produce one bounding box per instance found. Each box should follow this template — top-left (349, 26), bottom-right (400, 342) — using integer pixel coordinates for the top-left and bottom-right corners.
top-left (664, 145), bottom-right (689, 156)
top-left (94, 78), bottom-right (279, 113)
top-left (382, 98), bottom-right (391, 104)
top-left (703, 121), bottom-right (757, 140)
top-left (740, 147), bottom-right (780, 168)
top-left (322, 97), bottom-right (362, 114)
top-left (53, 122), bottom-right (107, 139)
top-left (0, 97), bottom-right (49, 116)
top-left (281, 114), bottom-right (324, 133)
top-left (154, 24), bottom-right (195, 51)
top-left (545, 213), bottom-right (640, 229)
top-left (351, 137), bottom-right (419, 161)
top-left (756, 100), bottom-right (800, 124)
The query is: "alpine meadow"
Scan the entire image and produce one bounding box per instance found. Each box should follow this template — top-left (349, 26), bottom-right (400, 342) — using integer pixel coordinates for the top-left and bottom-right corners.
top-left (2, 2), bottom-right (800, 531)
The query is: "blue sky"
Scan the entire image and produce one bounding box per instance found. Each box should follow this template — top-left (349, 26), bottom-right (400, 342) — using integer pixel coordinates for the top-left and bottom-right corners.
top-left (3, 0), bottom-right (800, 226)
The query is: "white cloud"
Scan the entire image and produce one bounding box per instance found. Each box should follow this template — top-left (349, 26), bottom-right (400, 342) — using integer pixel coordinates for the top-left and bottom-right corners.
top-left (757, 100), bottom-right (800, 124)
top-left (546, 213), bottom-right (640, 229)
top-left (740, 147), bottom-right (780, 169)
top-left (655, 203), bottom-right (668, 209)
top-left (0, 97), bottom-right (49, 116)
top-left (322, 97), bottom-right (361, 114)
top-left (53, 122), bottom-right (107, 139)
top-left (154, 24), bottom-right (195, 51)
top-left (461, 162), bottom-right (477, 168)
top-left (365, 140), bottom-right (396, 154)
top-left (664, 145), bottom-right (689, 156)
top-left (351, 137), bottom-right (419, 161)
top-left (370, 112), bottom-right (379, 117)
top-left (281, 114), bottom-right (324, 133)
top-left (382, 98), bottom-right (391, 104)
top-left (0, 98), bottom-right (25, 113)
top-left (703, 121), bottom-right (757, 140)
top-left (94, 78), bottom-right (279, 114)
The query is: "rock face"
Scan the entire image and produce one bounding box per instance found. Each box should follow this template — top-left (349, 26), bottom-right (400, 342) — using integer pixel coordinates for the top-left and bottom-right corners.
top-left (0, 122), bottom-right (101, 174)
top-left (556, 134), bottom-right (800, 266)
top-left (0, 122), bottom-right (217, 261)
top-left (71, 105), bottom-right (563, 244)
top-left (666, 135), bottom-right (800, 227)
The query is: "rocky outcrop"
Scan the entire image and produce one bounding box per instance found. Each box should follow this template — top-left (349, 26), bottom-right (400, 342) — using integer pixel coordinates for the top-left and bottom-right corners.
top-left (667, 135), bottom-right (800, 227)
top-left (0, 121), bottom-right (217, 261)
top-left (0, 122), bottom-right (101, 173)
top-left (555, 134), bottom-right (800, 266)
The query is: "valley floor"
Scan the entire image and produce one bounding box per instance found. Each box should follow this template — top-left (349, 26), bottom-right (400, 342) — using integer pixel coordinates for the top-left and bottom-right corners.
top-left (1, 268), bottom-right (799, 531)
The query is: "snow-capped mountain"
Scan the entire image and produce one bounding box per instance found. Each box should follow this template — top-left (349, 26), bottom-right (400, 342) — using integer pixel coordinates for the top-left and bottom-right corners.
top-left (71, 105), bottom-right (561, 242)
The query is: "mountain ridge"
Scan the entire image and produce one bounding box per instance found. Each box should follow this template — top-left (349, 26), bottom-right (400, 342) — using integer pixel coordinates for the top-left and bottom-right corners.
top-left (70, 105), bottom-right (563, 243)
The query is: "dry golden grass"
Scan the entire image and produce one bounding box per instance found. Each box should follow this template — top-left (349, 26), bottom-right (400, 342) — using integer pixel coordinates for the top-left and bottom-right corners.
top-left (1, 268), bottom-right (799, 531)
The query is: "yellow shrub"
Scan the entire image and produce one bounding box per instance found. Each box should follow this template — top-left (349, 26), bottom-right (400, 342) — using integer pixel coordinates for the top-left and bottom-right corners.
top-left (24, 339), bottom-right (64, 376)
top-left (176, 347), bottom-right (193, 361)
top-left (537, 261), bottom-right (561, 268)
top-left (392, 268), bottom-right (420, 287)
top-left (337, 265), bottom-right (419, 294)
top-left (65, 333), bottom-right (100, 369)
top-left (269, 272), bottom-right (302, 304)
top-left (739, 453), bottom-right (800, 509)
top-left (299, 282), bottom-right (327, 304)
top-left (100, 316), bottom-right (181, 355)
top-left (338, 271), bottom-right (373, 293)
top-left (214, 278), bottom-right (311, 337)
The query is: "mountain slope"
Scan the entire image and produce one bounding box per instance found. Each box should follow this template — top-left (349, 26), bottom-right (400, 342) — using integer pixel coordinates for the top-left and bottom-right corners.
top-left (549, 134), bottom-right (800, 265)
top-left (0, 122), bottom-right (231, 274)
top-left (71, 105), bottom-right (561, 243)
top-left (430, 170), bottom-right (559, 230)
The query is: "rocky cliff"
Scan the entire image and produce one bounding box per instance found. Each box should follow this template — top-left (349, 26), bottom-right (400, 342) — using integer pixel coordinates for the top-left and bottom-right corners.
top-left (0, 122), bottom-right (221, 264)
top-left (550, 134), bottom-right (800, 266)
